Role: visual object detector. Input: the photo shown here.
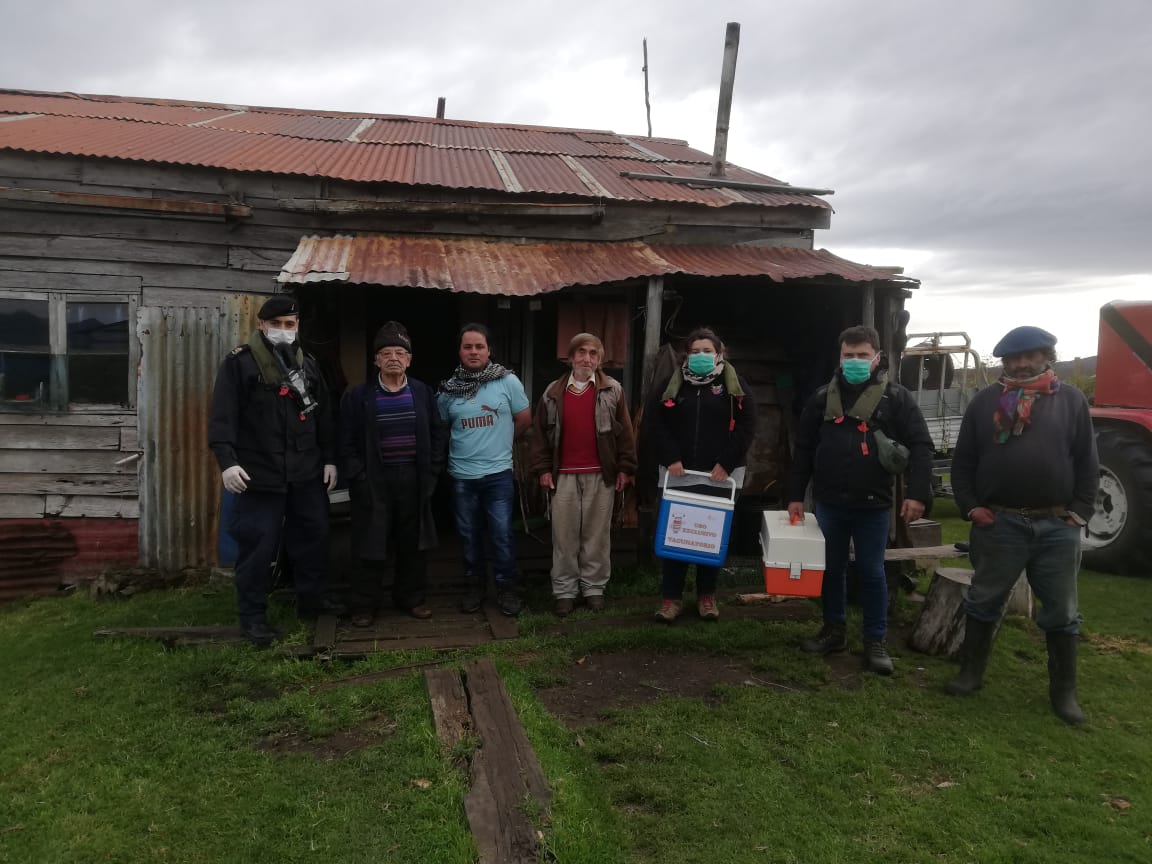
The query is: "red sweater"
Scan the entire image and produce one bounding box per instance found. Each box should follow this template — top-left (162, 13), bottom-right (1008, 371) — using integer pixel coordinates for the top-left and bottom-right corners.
top-left (558, 384), bottom-right (600, 473)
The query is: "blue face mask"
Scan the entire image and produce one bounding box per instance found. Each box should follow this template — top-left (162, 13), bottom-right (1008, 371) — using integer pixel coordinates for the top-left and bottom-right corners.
top-left (841, 358), bottom-right (874, 384)
top-left (687, 352), bottom-right (717, 375)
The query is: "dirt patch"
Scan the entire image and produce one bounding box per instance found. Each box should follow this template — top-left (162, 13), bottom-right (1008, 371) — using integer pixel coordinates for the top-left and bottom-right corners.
top-left (258, 714), bottom-right (397, 759)
top-left (1085, 633), bottom-right (1152, 655)
top-left (537, 650), bottom-right (779, 726)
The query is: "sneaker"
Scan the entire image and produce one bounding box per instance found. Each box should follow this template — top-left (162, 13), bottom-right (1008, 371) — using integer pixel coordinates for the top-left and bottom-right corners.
top-left (460, 589), bottom-right (484, 614)
top-left (654, 599), bottom-right (683, 623)
top-left (697, 594), bottom-right (720, 620)
top-left (497, 591), bottom-right (523, 617)
top-left (801, 624), bottom-right (848, 655)
top-left (554, 597), bottom-right (576, 617)
top-left (584, 595), bottom-right (606, 612)
top-left (864, 640), bottom-right (894, 676)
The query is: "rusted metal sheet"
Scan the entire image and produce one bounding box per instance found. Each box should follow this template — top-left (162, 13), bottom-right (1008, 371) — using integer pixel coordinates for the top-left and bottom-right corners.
top-left (137, 296), bottom-right (262, 571)
top-left (0, 89), bottom-right (828, 210)
top-left (0, 518), bottom-right (137, 603)
top-left (278, 235), bottom-right (917, 293)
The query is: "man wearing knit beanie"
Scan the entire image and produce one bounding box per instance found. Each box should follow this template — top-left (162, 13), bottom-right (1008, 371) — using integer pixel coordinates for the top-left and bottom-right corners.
top-left (528, 332), bottom-right (636, 616)
top-left (338, 321), bottom-right (447, 624)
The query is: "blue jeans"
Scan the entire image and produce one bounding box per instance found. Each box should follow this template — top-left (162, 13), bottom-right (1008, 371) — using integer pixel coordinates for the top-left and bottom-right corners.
top-left (966, 512), bottom-right (1082, 634)
top-left (815, 503), bottom-right (891, 642)
top-left (453, 469), bottom-right (517, 590)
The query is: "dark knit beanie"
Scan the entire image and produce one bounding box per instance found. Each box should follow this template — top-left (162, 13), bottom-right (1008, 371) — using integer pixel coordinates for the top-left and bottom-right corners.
top-left (257, 295), bottom-right (298, 320)
top-left (373, 321), bottom-right (412, 353)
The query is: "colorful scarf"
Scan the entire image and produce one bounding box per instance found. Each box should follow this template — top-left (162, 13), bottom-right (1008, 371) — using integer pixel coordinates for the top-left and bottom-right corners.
top-left (681, 358), bottom-right (726, 387)
top-left (438, 361), bottom-right (511, 401)
top-left (993, 368), bottom-right (1059, 443)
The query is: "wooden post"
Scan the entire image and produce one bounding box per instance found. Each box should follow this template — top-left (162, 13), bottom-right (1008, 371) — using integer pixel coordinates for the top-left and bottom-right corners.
top-left (436, 97), bottom-right (446, 119)
top-left (338, 285), bottom-right (367, 386)
top-left (622, 285), bottom-right (637, 407)
top-left (642, 38), bottom-right (653, 138)
top-left (861, 282), bottom-right (876, 330)
top-left (710, 22), bottom-right (741, 178)
top-left (640, 275), bottom-right (663, 403)
top-left (521, 299), bottom-right (535, 400)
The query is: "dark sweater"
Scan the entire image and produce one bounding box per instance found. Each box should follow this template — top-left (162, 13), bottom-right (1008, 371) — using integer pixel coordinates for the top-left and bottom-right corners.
top-left (788, 372), bottom-right (934, 509)
top-left (950, 381), bottom-right (1098, 522)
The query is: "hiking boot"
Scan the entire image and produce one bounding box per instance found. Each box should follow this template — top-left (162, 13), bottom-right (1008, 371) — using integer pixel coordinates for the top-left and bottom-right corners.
top-left (497, 591), bottom-right (523, 617)
top-left (239, 618), bottom-right (280, 647)
top-left (945, 617), bottom-right (997, 696)
top-left (697, 594), bottom-right (720, 620)
top-left (801, 623), bottom-right (847, 655)
top-left (584, 595), bottom-right (606, 612)
top-left (460, 588), bottom-right (484, 614)
top-left (1047, 631), bottom-right (1085, 725)
top-left (654, 599), bottom-right (683, 623)
top-left (554, 597), bottom-right (576, 617)
top-left (864, 640), bottom-right (895, 676)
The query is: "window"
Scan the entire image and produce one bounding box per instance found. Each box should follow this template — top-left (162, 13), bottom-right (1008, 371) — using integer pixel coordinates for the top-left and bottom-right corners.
top-left (0, 292), bottom-right (136, 410)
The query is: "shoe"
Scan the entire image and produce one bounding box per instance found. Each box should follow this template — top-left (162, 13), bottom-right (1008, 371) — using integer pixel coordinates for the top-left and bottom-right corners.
top-left (460, 589), bottom-right (484, 614)
top-left (497, 591), bottom-right (523, 617)
top-left (864, 640), bottom-right (894, 676)
top-left (654, 599), bottom-right (683, 623)
top-left (239, 618), bottom-right (280, 647)
top-left (350, 611), bottom-right (374, 628)
top-left (945, 617), bottom-right (998, 696)
top-left (1047, 631), bottom-right (1085, 725)
top-left (584, 595), bottom-right (606, 612)
top-left (697, 594), bottom-right (720, 620)
top-left (554, 598), bottom-right (576, 617)
top-left (408, 606), bottom-right (433, 620)
top-left (801, 623), bottom-right (847, 654)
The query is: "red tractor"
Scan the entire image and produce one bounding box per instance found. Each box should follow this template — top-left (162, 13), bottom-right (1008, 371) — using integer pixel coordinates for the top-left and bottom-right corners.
top-left (1083, 300), bottom-right (1152, 574)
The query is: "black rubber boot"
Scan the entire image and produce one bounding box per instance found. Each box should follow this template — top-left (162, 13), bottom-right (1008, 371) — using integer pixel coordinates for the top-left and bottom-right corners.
top-left (801, 623), bottom-right (847, 654)
top-left (945, 617), bottom-right (998, 696)
top-left (1047, 631), bottom-right (1086, 725)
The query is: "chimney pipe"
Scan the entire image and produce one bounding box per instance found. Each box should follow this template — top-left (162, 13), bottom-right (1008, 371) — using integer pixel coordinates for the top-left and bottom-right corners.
top-left (710, 22), bottom-right (740, 178)
top-left (436, 97), bottom-right (446, 119)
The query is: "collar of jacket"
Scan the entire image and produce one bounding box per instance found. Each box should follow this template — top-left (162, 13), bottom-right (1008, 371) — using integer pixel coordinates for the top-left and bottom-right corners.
top-left (660, 361), bottom-right (744, 402)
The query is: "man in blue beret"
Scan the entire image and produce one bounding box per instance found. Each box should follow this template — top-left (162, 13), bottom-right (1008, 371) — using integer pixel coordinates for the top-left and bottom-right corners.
top-left (947, 325), bottom-right (1099, 723)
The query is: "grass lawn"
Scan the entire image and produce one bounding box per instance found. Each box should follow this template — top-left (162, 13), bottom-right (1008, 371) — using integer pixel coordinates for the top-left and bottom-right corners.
top-left (2, 503), bottom-right (1150, 863)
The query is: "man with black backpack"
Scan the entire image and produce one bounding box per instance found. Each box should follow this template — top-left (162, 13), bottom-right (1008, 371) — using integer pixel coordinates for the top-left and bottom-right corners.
top-left (787, 325), bottom-right (934, 674)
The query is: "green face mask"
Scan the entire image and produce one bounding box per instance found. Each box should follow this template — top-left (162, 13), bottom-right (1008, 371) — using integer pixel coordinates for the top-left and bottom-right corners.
top-left (841, 358), bottom-right (874, 384)
top-left (687, 352), bottom-right (716, 375)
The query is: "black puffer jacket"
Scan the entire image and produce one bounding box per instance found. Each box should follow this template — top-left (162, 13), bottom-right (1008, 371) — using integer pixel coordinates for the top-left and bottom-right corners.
top-left (788, 371), bottom-right (934, 509)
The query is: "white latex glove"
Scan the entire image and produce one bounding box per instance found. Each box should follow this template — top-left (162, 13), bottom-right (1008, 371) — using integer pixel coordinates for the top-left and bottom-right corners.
top-left (222, 465), bottom-right (250, 494)
top-left (323, 464), bottom-right (338, 492)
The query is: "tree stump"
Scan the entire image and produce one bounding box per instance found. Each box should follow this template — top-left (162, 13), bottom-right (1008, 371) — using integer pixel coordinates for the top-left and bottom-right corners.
top-left (1005, 573), bottom-right (1034, 618)
top-left (908, 568), bottom-right (975, 658)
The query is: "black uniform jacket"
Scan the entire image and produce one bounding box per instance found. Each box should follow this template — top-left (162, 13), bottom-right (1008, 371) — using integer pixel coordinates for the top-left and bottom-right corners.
top-left (338, 377), bottom-right (447, 559)
top-left (789, 371), bottom-right (934, 509)
top-left (646, 371), bottom-right (757, 474)
top-left (208, 344), bottom-right (335, 492)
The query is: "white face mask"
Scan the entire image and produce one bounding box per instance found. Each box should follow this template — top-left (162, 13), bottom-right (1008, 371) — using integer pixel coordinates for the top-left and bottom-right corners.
top-left (265, 328), bottom-right (296, 346)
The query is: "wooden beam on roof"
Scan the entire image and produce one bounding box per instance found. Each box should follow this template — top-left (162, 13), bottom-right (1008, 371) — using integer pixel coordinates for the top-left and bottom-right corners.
top-left (619, 172), bottom-right (834, 196)
top-left (0, 186), bottom-right (251, 219)
top-left (277, 198), bottom-right (605, 220)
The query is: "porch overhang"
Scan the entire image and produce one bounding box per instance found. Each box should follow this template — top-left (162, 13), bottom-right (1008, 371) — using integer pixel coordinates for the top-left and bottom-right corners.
top-left (276, 234), bottom-right (918, 295)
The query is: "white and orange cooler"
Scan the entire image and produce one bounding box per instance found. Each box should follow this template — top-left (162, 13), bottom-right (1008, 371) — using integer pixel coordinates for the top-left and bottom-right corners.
top-left (760, 510), bottom-right (826, 597)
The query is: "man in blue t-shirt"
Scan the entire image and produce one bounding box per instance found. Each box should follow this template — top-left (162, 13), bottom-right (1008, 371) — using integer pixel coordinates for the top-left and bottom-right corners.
top-left (437, 323), bottom-right (531, 615)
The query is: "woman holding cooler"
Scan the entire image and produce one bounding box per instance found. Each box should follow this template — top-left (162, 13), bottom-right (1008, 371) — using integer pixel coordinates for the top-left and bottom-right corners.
top-left (646, 327), bottom-right (757, 622)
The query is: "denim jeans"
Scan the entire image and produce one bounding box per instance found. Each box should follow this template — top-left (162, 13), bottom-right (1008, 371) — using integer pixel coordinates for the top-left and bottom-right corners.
top-left (966, 512), bottom-right (1082, 634)
top-left (815, 503), bottom-right (891, 642)
top-left (453, 469), bottom-right (517, 589)
top-left (661, 559), bottom-right (721, 600)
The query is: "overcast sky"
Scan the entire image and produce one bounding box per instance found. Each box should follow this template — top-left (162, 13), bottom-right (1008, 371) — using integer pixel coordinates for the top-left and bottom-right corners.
top-left (3, 0), bottom-right (1148, 359)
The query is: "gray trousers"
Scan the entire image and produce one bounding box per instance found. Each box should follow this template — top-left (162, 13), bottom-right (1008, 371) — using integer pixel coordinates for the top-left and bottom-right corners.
top-left (550, 472), bottom-right (615, 598)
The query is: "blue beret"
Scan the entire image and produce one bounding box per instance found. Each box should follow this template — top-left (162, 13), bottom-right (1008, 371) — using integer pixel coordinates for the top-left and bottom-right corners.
top-left (992, 325), bottom-right (1057, 358)
top-left (257, 296), bottom-right (298, 320)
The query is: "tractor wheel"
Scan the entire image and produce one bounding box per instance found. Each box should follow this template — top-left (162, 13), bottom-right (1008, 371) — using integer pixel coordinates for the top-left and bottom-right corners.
top-left (1082, 426), bottom-right (1152, 574)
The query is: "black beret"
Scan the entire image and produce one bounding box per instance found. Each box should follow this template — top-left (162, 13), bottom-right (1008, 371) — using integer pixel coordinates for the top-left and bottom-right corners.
top-left (373, 321), bottom-right (412, 353)
top-left (257, 296), bottom-right (299, 320)
top-left (992, 326), bottom-right (1057, 358)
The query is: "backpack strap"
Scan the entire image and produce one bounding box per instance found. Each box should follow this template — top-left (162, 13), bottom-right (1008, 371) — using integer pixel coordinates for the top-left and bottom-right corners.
top-left (823, 371), bottom-right (889, 424)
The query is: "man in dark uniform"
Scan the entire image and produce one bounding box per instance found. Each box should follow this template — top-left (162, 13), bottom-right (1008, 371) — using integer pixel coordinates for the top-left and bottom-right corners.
top-left (947, 325), bottom-right (1098, 724)
top-left (208, 296), bottom-right (340, 645)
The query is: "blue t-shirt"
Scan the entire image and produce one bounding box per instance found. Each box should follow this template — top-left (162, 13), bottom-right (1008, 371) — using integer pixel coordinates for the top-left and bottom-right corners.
top-left (437, 374), bottom-right (530, 479)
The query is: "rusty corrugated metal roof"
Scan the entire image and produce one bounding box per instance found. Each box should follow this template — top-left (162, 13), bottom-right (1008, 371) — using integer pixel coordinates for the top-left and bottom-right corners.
top-left (278, 235), bottom-right (914, 294)
top-left (0, 89), bottom-right (831, 210)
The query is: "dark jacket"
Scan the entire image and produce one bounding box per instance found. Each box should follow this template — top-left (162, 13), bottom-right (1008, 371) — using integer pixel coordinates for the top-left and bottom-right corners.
top-left (528, 370), bottom-right (638, 484)
top-left (951, 381), bottom-right (1098, 522)
top-left (338, 377), bottom-right (447, 559)
top-left (208, 343), bottom-right (334, 492)
top-left (646, 365), bottom-right (757, 474)
top-left (789, 371), bottom-right (934, 509)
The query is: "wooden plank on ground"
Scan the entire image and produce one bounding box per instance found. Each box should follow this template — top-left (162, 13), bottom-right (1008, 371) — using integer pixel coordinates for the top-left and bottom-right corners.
top-left (95, 625), bottom-right (242, 640)
top-left (329, 632), bottom-right (492, 656)
top-left (483, 602), bottom-right (520, 640)
top-left (461, 658), bottom-right (550, 864)
top-left (312, 614), bottom-right (338, 650)
top-left (425, 668), bottom-right (471, 755)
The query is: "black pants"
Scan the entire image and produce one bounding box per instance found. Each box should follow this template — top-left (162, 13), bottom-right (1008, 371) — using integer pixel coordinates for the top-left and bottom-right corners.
top-left (350, 463), bottom-right (428, 612)
top-left (229, 482), bottom-right (329, 624)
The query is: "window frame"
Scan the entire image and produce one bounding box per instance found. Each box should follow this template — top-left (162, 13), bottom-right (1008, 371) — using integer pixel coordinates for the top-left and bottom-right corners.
top-left (0, 289), bottom-right (139, 413)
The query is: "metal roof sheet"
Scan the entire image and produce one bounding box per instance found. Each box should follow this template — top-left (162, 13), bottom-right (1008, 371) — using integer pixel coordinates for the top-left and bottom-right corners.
top-left (0, 89), bottom-right (830, 210)
top-left (278, 235), bottom-right (914, 294)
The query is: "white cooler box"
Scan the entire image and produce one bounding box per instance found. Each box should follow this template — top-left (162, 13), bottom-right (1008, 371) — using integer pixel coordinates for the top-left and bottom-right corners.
top-left (760, 511), bottom-right (826, 597)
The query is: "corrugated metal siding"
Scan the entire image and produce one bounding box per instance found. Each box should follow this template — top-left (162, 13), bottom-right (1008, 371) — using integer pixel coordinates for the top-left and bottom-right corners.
top-left (137, 296), bottom-right (262, 571)
top-left (278, 235), bottom-right (916, 293)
